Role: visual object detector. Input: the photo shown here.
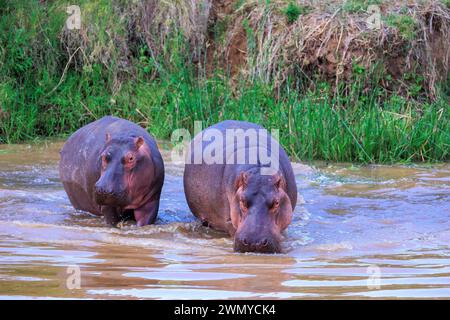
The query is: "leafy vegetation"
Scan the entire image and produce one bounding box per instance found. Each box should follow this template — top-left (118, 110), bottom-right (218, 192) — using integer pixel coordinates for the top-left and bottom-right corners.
top-left (0, 0), bottom-right (448, 163)
top-left (385, 13), bottom-right (418, 40)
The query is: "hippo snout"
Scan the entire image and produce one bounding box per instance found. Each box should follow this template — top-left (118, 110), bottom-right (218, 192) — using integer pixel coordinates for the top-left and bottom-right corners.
top-left (234, 234), bottom-right (281, 254)
top-left (94, 181), bottom-right (111, 196)
top-left (94, 183), bottom-right (127, 206)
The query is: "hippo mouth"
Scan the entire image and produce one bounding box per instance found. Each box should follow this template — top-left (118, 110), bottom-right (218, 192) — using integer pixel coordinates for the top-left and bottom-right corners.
top-left (94, 191), bottom-right (128, 207)
top-left (233, 237), bottom-right (282, 254)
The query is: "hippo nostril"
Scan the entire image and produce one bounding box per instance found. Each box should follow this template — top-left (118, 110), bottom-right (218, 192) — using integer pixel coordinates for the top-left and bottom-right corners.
top-left (96, 188), bottom-right (108, 196)
top-left (255, 239), bottom-right (269, 247)
top-left (95, 185), bottom-right (115, 196)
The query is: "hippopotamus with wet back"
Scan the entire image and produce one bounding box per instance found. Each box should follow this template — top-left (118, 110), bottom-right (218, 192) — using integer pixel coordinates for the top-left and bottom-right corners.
top-left (183, 120), bottom-right (297, 253)
top-left (59, 116), bottom-right (164, 226)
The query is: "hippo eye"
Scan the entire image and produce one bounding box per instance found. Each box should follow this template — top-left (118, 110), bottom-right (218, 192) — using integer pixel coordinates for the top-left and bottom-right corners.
top-left (239, 199), bottom-right (248, 211)
top-left (271, 199), bottom-right (280, 209)
top-left (102, 153), bottom-right (110, 164)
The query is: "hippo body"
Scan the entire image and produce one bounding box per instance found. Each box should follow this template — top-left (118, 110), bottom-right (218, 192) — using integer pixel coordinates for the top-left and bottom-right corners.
top-left (59, 116), bottom-right (164, 226)
top-left (183, 120), bottom-right (297, 253)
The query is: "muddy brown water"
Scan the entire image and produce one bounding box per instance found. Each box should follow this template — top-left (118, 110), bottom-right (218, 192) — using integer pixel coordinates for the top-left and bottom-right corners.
top-left (0, 140), bottom-right (449, 299)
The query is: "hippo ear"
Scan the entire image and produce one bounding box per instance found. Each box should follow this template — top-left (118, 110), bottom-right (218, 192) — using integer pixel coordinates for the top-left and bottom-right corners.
top-left (105, 133), bottom-right (111, 145)
top-left (134, 136), bottom-right (145, 150)
top-left (235, 171), bottom-right (248, 190)
top-left (273, 172), bottom-right (286, 190)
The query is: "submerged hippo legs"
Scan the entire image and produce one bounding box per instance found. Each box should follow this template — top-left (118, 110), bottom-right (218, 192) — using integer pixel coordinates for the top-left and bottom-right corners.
top-left (133, 198), bottom-right (160, 227)
top-left (101, 206), bottom-right (121, 226)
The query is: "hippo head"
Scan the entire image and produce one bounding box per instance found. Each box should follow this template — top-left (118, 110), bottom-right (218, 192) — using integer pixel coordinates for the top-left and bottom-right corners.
top-left (230, 168), bottom-right (293, 254)
top-left (94, 133), bottom-right (153, 209)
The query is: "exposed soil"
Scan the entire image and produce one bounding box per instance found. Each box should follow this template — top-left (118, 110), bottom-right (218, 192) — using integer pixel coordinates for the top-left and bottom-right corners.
top-left (206, 0), bottom-right (247, 76)
top-left (203, 0), bottom-right (449, 99)
top-left (59, 0), bottom-right (450, 100)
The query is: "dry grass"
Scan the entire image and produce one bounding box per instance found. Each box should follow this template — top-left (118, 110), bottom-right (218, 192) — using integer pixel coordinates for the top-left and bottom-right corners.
top-left (56, 0), bottom-right (449, 100)
top-left (212, 0), bottom-right (450, 100)
top-left (125, 0), bottom-right (212, 61)
top-left (60, 0), bottom-right (212, 87)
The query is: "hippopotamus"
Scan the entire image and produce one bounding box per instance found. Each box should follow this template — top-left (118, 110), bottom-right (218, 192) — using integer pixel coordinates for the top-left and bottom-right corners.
top-left (59, 116), bottom-right (164, 227)
top-left (183, 120), bottom-right (297, 253)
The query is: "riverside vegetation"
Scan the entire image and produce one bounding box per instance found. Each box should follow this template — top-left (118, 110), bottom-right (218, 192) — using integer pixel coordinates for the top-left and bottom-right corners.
top-left (0, 0), bottom-right (449, 162)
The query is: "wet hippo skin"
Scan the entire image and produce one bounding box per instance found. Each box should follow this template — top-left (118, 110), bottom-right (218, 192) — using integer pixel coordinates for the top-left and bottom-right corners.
top-left (59, 116), bottom-right (164, 226)
top-left (184, 120), bottom-right (297, 253)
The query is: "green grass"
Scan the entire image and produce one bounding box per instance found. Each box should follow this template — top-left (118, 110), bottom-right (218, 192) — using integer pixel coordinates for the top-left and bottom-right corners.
top-left (385, 13), bottom-right (418, 41)
top-left (283, 2), bottom-right (310, 24)
top-left (342, 0), bottom-right (383, 13)
top-left (0, 0), bottom-right (448, 163)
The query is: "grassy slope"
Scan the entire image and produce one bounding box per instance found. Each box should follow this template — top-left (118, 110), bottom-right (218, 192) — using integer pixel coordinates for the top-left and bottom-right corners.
top-left (0, 0), bottom-right (448, 162)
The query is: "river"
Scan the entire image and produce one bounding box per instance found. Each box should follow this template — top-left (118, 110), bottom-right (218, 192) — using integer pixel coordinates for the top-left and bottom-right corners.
top-left (0, 140), bottom-right (449, 299)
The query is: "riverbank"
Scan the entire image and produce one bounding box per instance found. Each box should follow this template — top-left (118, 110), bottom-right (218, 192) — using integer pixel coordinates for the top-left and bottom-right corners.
top-left (0, 0), bottom-right (449, 162)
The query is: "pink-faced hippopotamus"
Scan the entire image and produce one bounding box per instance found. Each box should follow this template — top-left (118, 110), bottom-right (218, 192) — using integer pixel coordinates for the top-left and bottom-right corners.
top-left (59, 116), bottom-right (164, 227)
top-left (183, 120), bottom-right (297, 253)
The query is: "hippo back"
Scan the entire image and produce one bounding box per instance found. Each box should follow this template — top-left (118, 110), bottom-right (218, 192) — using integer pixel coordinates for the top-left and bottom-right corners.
top-left (183, 120), bottom-right (297, 232)
top-left (59, 116), bottom-right (163, 215)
